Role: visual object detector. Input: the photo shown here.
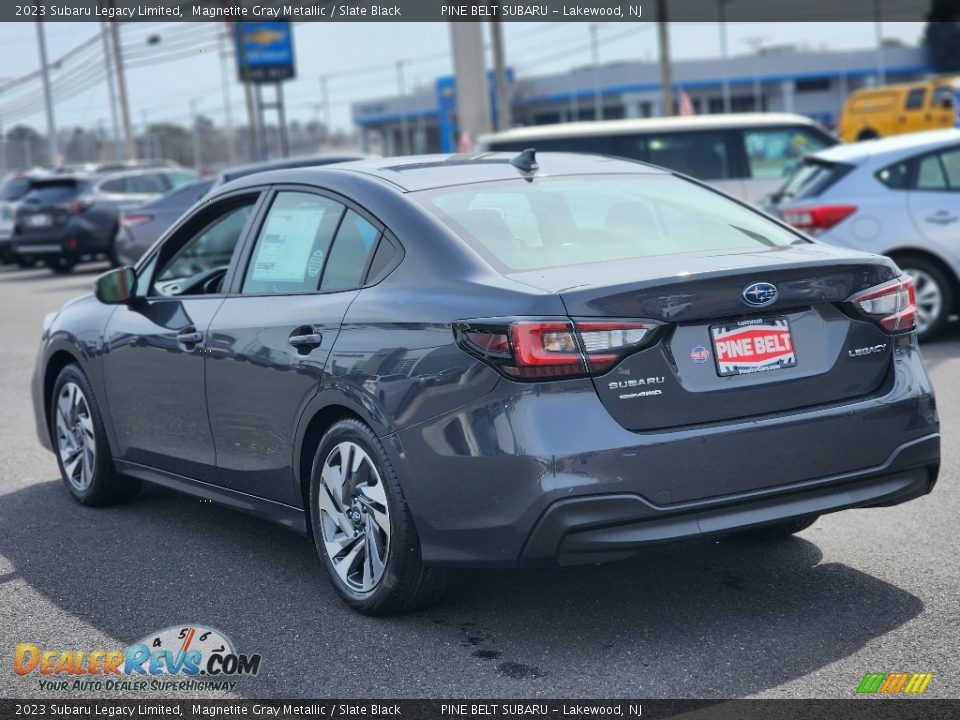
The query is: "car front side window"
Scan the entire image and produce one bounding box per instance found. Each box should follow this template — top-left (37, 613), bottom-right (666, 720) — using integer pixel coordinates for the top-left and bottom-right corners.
top-left (151, 201), bottom-right (256, 297)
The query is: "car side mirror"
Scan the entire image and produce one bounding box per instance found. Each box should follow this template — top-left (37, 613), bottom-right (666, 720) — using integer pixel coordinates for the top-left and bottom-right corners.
top-left (95, 266), bottom-right (136, 304)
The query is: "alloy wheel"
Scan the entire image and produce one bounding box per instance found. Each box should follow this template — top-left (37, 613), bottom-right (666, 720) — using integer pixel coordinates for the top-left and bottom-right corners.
top-left (55, 382), bottom-right (96, 492)
top-left (903, 268), bottom-right (943, 336)
top-left (317, 441), bottom-right (391, 593)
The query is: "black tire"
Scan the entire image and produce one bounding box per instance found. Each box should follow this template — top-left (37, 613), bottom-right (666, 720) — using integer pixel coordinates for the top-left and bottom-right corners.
top-left (892, 255), bottom-right (954, 342)
top-left (309, 418), bottom-right (446, 616)
top-left (50, 364), bottom-right (141, 506)
top-left (15, 255), bottom-right (37, 269)
top-left (45, 255), bottom-right (77, 274)
top-left (857, 129), bottom-right (878, 141)
top-left (738, 515), bottom-right (818, 540)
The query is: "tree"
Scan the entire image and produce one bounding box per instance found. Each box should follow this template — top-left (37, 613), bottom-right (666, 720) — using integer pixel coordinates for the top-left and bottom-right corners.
top-left (925, 0), bottom-right (960, 73)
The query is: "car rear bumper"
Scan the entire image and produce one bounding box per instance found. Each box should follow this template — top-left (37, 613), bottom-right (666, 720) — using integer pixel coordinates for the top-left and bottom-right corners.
top-left (520, 434), bottom-right (938, 565)
top-left (388, 335), bottom-right (939, 567)
top-left (11, 226), bottom-right (101, 257)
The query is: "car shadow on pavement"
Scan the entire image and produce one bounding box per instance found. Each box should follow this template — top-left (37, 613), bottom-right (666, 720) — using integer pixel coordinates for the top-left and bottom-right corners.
top-left (0, 479), bottom-right (923, 698)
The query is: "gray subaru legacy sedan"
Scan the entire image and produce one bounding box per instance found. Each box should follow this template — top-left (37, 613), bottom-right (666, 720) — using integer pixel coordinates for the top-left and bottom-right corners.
top-left (31, 152), bottom-right (940, 615)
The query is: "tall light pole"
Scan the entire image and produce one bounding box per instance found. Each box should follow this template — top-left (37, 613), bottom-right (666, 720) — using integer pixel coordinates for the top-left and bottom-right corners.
top-left (873, 0), bottom-right (886, 85)
top-left (99, 22), bottom-right (123, 161)
top-left (216, 25), bottom-right (236, 164)
top-left (656, 0), bottom-right (673, 117)
top-left (190, 99), bottom-right (202, 169)
top-left (35, 22), bottom-right (59, 167)
top-left (718, 0), bottom-right (731, 113)
top-left (396, 60), bottom-right (410, 156)
top-left (590, 24), bottom-right (603, 121)
top-left (109, 20), bottom-right (135, 160)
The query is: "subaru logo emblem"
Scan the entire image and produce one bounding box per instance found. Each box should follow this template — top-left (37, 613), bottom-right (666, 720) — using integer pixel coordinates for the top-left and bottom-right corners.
top-left (742, 282), bottom-right (778, 307)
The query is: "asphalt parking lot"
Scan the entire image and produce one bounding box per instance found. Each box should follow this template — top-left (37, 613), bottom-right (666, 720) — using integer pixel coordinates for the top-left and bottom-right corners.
top-left (1, 262), bottom-right (958, 700)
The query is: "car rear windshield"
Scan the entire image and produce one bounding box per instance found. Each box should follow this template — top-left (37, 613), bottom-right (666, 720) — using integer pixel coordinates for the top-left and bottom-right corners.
top-left (414, 174), bottom-right (805, 272)
top-left (0, 176), bottom-right (34, 201)
top-left (771, 158), bottom-right (853, 203)
top-left (24, 180), bottom-right (83, 203)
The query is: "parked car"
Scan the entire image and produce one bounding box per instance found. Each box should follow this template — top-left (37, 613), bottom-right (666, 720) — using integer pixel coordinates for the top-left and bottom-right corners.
top-left (33, 152), bottom-right (938, 615)
top-left (768, 128), bottom-right (960, 340)
top-left (113, 179), bottom-right (214, 266)
top-left (838, 79), bottom-right (957, 143)
top-left (0, 171), bottom-right (48, 266)
top-left (55, 159), bottom-right (183, 174)
top-left (478, 113), bottom-right (837, 204)
top-left (110, 154), bottom-right (365, 265)
top-left (10, 167), bottom-right (197, 273)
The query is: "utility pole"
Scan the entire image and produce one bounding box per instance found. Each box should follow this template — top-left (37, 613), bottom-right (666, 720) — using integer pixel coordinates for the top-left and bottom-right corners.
top-left (190, 99), bottom-right (201, 169)
top-left (35, 22), bottom-right (59, 167)
top-left (109, 20), bottom-right (135, 160)
top-left (489, 17), bottom-right (510, 131)
top-left (656, 0), bottom-right (674, 117)
top-left (319, 74), bottom-right (330, 148)
top-left (873, 0), bottom-right (886, 85)
top-left (590, 24), bottom-right (602, 121)
top-left (396, 60), bottom-right (410, 156)
top-left (217, 24), bottom-right (236, 164)
top-left (99, 22), bottom-right (123, 161)
top-left (718, 0), bottom-right (731, 113)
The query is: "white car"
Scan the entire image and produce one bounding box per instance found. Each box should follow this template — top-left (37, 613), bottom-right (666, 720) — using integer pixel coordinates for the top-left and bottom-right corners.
top-left (478, 113), bottom-right (838, 204)
top-left (770, 128), bottom-right (960, 339)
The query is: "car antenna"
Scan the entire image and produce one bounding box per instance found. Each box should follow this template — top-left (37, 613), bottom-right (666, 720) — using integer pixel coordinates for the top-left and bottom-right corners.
top-left (510, 148), bottom-right (539, 177)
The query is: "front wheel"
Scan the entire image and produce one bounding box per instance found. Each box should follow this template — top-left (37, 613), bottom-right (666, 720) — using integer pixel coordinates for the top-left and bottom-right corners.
top-left (309, 418), bottom-right (446, 616)
top-left (51, 364), bottom-right (141, 506)
top-left (896, 256), bottom-right (953, 341)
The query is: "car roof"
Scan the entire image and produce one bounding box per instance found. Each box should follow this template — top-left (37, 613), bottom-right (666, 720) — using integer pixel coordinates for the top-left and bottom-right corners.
top-left (808, 128), bottom-right (960, 164)
top-left (479, 113), bottom-right (823, 144)
top-left (219, 154), bottom-right (368, 183)
top-left (298, 152), bottom-right (667, 192)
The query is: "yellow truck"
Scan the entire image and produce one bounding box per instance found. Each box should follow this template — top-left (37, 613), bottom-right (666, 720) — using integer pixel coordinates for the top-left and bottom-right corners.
top-left (839, 79), bottom-right (957, 142)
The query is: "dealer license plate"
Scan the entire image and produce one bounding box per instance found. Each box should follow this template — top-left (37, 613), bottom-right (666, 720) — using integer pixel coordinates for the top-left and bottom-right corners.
top-left (710, 317), bottom-right (797, 377)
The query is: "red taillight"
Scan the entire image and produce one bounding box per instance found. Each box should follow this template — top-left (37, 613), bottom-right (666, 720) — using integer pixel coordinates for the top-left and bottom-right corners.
top-left (850, 276), bottom-right (917, 332)
top-left (781, 205), bottom-right (857, 234)
top-left (63, 200), bottom-right (90, 215)
top-left (456, 319), bottom-right (657, 380)
top-left (120, 212), bottom-right (153, 228)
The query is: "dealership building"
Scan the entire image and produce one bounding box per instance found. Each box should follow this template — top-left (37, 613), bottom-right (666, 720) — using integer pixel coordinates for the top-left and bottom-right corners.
top-left (351, 45), bottom-right (933, 155)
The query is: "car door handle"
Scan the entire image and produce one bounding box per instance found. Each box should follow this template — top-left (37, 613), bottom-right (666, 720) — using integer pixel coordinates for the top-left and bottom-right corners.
top-left (289, 326), bottom-right (323, 352)
top-left (176, 328), bottom-right (204, 345)
top-left (925, 211), bottom-right (958, 225)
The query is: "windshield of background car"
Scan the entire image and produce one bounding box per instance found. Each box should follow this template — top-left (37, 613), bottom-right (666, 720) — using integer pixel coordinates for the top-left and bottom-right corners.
top-left (414, 174), bottom-right (806, 272)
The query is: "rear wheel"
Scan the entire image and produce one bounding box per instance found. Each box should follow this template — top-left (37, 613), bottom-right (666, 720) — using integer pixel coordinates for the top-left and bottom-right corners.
top-left (857, 129), bottom-right (879, 141)
top-left (738, 515), bottom-right (818, 540)
top-left (309, 418), bottom-right (446, 616)
top-left (51, 364), bottom-right (141, 506)
top-left (894, 256), bottom-right (953, 341)
top-left (45, 255), bottom-right (77, 274)
top-left (15, 255), bottom-right (37, 269)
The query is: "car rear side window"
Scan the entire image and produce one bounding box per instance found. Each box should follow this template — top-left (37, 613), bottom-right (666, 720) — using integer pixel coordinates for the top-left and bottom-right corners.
top-left (917, 155), bottom-right (948, 190)
top-left (613, 130), bottom-right (733, 179)
top-left (130, 174), bottom-right (168, 194)
top-left (242, 191), bottom-right (345, 295)
top-left (319, 210), bottom-right (380, 292)
top-left (416, 174), bottom-right (804, 273)
top-left (905, 88), bottom-right (927, 110)
top-left (742, 127), bottom-right (832, 179)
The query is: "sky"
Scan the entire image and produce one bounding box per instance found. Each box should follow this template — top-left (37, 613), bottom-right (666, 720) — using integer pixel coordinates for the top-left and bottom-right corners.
top-left (0, 21), bottom-right (927, 136)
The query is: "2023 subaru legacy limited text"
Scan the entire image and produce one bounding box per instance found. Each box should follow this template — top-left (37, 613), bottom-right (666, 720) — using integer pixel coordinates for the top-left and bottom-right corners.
top-left (32, 152), bottom-right (940, 615)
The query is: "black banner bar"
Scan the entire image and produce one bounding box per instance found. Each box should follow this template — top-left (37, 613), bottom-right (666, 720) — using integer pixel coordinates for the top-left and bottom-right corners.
top-left (1, 1), bottom-right (937, 23)
top-left (2, 700), bottom-right (959, 720)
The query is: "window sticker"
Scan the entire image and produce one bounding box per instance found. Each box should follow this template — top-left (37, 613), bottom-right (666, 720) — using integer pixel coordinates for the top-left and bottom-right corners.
top-left (250, 207), bottom-right (325, 283)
